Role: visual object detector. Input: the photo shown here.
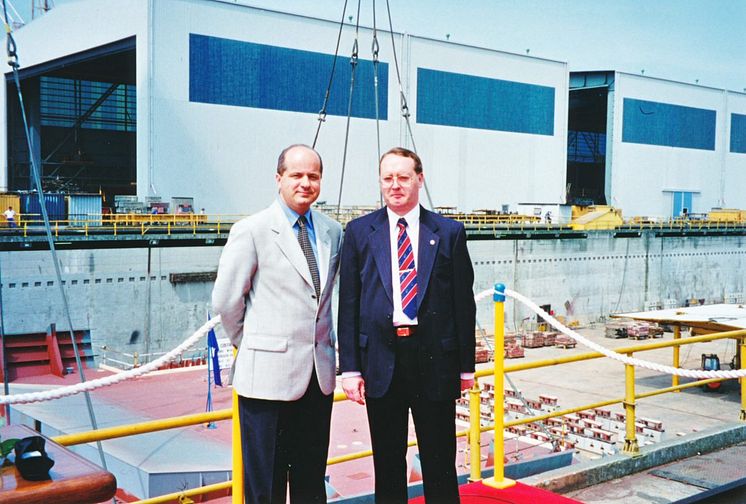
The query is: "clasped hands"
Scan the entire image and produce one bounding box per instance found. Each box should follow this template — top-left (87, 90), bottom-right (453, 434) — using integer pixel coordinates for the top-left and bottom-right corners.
top-left (342, 376), bottom-right (475, 405)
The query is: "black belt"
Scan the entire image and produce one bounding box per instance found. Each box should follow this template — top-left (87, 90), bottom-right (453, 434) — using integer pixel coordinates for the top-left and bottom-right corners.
top-left (395, 326), bottom-right (417, 337)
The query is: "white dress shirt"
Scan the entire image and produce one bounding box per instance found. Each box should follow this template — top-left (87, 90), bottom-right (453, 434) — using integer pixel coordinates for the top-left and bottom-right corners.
top-left (387, 205), bottom-right (420, 327)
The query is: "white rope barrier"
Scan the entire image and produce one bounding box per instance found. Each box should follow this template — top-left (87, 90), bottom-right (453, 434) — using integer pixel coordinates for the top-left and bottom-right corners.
top-left (4, 286), bottom-right (744, 405)
top-left (476, 287), bottom-right (746, 380)
top-left (0, 316), bottom-right (222, 405)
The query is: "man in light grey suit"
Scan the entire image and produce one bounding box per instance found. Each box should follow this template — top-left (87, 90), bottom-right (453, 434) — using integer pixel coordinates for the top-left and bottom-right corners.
top-left (212, 144), bottom-right (342, 504)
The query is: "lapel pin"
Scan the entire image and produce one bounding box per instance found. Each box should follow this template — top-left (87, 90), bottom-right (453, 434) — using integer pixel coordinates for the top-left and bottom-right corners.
top-left (430, 239), bottom-right (435, 245)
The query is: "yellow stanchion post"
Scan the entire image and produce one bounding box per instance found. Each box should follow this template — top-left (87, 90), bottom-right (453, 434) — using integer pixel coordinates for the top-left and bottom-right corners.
top-left (738, 338), bottom-right (746, 422)
top-left (622, 353), bottom-right (640, 455)
top-left (482, 283), bottom-right (516, 489)
top-left (672, 326), bottom-right (680, 390)
top-left (468, 380), bottom-right (482, 482)
top-left (233, 350), bottom-right (243, 503)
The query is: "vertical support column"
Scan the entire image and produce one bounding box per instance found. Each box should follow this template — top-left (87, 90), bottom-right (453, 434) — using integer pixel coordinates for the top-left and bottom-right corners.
top-left (483, 283), bottom-right (515, 489)
top-left (622, 354), bottom-right (639, 455)
top-left (232, 349), bottom-right (244, 503)
top-left (738, 336), bottom-right (746, 422)
top-left (468, 380), bottom-right (482, 482)
top-left (46, 323), bottom-right (64, 377)
top-left (672, 326), bottom-right (681, 390)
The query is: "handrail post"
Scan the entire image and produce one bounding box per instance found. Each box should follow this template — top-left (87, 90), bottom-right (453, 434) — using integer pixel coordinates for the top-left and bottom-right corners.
top-left (622, 353), bottom-right (640, 455)
top-left (468, 379), bottom-right (482, 482)
top-left (740, 337), bottom-right (746, 421)
top-left (672, 326), bottom-right (681, 391)
top-left (482, 283), bottom-right (515, 489)
top-left (233, 349), bottom-right (244, 503)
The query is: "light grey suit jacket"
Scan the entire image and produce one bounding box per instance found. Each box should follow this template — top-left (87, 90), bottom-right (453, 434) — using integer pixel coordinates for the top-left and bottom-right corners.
top-left (212, 200), bottom-right (343, 401)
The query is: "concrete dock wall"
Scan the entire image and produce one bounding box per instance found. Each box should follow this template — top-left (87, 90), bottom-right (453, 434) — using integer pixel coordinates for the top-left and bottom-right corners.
top-left (1, 231), bottom-right (744, 357)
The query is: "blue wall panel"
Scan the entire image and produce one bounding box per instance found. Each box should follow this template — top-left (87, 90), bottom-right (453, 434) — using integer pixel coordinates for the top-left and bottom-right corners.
top-left (416, 68), bottom-right (555, 135)
top-left (622, 98), bottom-right (716, 150)
top-left (730, 113), bottom-right (746, 154)
top-left (189, 34), bottom-right (387, 119)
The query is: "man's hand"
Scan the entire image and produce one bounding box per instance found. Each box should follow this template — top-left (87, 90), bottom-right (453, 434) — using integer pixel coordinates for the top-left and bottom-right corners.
top-left (460, 378), bottom-right (475, 391)
top-left (343, 376), bottom-right (366, 405)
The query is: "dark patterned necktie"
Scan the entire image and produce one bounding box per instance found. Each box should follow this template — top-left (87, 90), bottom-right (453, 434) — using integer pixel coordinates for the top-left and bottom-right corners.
top-left (297, 215), bottom-right (321, 300)
top-left (397, 218), bottom-right (418, 319)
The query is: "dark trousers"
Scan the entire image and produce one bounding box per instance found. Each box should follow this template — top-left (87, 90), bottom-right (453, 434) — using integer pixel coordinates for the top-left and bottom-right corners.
top-left (366, 336), bottom-right (459, 504)
top-left (238, 372), bottom-right (333, 504)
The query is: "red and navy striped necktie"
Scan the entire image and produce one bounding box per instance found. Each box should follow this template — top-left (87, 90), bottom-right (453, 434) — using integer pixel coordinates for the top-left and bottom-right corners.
top-left (397, 218), bottom-right (418, 319)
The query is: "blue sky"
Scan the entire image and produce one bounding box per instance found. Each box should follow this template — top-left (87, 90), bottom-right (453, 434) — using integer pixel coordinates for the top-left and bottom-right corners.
top-left (8, 0), bottom-right (746, 91)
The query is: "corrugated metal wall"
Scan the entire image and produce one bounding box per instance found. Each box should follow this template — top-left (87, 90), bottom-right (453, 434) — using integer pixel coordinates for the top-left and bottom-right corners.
top-left (20, 193), bottom-right (66, 223)
top-left (0, 194), bottom-right (21, 225)
top-left (68, 194), bottom-right (103, 226)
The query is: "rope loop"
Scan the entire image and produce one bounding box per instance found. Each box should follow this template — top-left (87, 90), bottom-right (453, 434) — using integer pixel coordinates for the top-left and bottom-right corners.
top-left (475, 286), bottom-right (746, 380)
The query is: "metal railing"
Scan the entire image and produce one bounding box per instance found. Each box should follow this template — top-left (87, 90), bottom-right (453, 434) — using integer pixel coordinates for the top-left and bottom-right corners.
top-left (6, 212), bottom-right (746, 239)
top-left (47, 295), bottom-right (746, 503)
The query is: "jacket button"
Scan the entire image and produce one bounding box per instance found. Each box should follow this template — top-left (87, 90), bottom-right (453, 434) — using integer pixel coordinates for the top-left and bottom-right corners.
top-left (311, 294), bottom-right (317, 299)
top-left (314, 341), bottom-right (318, 347)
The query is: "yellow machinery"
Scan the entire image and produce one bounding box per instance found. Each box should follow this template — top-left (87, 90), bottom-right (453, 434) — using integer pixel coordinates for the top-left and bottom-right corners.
top-left (570, 205), bottom-right (624, 230)
top-left (708, 208), bottom-right (746, 223)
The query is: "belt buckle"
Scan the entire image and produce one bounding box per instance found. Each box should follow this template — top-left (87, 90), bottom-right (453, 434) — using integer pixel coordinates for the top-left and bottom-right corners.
top-left (396, 326), bottom-right (414, 337)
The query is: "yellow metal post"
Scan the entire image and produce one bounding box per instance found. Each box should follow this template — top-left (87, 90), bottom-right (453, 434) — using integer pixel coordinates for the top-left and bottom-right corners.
top-left (483, 283), bottom-right (516, 489)
top-left (468, 380), bottom-right (482, 482)
top-left (740, 337), bottom-right (746, 421)
top-left (672, 326), bottom-right (681, 390)
top-left (233, 351), bottom-right (243, 503)
top-left (622, 354), bottom-right (640, 455)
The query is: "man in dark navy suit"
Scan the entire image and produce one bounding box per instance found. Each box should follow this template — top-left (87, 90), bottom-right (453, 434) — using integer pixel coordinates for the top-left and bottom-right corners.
top-left (338, 147), bottom-right (476, 503)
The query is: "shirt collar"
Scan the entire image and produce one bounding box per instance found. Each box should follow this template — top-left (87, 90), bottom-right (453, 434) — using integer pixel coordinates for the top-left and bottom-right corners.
top-left (278, 196), bottom-right (314, 230)
top-left (386, 205), bottom-right (420, 229)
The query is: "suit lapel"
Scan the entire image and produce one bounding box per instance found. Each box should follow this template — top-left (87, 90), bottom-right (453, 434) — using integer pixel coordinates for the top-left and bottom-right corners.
top-left (417, 208), bottom-right (439, 309)
top-left (368, 209), bottom-right (394, 305)
top-left (270, 201), bottom-right (314, 291)
top-left (313, 211), bottom-right (332, 290)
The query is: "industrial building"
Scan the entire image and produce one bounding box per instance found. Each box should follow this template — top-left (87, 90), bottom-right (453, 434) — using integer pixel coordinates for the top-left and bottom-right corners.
top-left (0, 0), bottom-right (568, 214)
top-left (1, 0), bottom-right (744, 218)
top-left (570, 71), bottom-right (746, 218)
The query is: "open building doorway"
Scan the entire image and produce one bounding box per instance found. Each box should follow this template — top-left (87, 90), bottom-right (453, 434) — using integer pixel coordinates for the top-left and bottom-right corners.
top-left (567, 84), bottom-right (609, 206)
top-left (6, 37), bottom-right (136, 209)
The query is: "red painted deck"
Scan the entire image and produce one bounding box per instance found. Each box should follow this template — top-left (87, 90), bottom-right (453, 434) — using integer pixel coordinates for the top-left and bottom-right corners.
top-left (410, 480), bottom-right (581, 503)
top-left (12, 368), bottom-right (577, 502)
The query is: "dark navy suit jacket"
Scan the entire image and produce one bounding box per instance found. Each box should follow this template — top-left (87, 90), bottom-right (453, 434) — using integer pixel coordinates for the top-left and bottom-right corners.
top-left (338, 206), bottom-right (476, 401)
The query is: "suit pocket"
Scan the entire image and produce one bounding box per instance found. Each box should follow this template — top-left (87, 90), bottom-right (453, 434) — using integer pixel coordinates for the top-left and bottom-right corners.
top-left (244, 335), bottom-right (288, 352)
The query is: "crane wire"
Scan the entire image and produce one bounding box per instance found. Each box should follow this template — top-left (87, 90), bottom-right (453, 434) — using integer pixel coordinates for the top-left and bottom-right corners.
top-left (371, 0), bottom-right (383, 207)
top-left (311, 0), bottom-right (349, 149)
top-left (0, 0), bottom-right (109, 473)
top-left (383, 0), bottom-right (434, 209)
top-left (334, 0), bottom-right (362, 219)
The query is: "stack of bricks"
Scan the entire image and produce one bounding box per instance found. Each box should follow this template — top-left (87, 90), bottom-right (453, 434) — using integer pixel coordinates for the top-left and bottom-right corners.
top-left (523, 331), bottom-right (545, 348)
